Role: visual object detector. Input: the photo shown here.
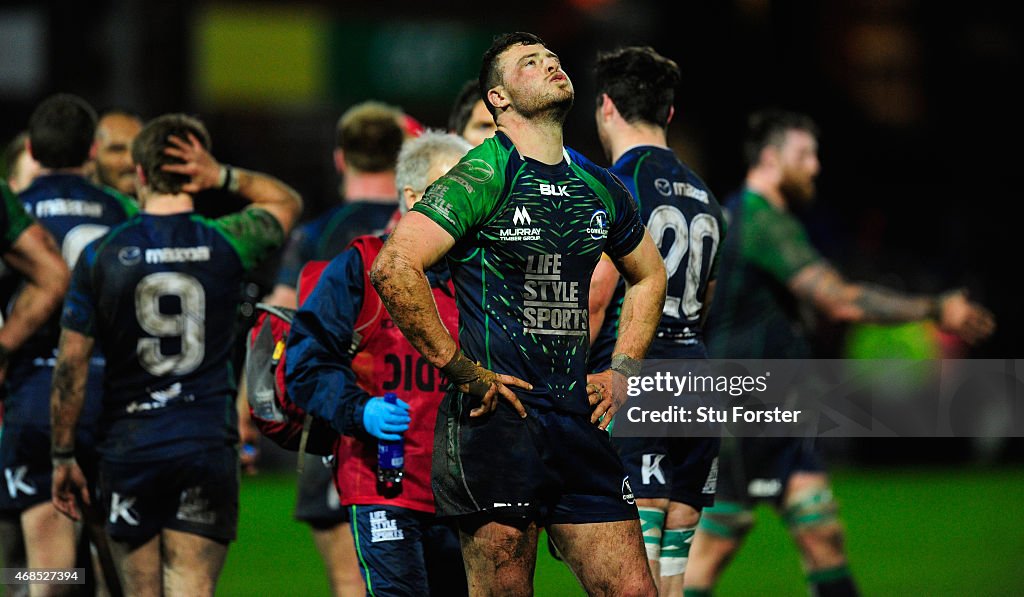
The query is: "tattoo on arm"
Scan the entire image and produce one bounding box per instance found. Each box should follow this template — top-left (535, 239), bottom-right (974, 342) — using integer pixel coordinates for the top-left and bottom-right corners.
top-left (790, 262), bottom-right (934, 323)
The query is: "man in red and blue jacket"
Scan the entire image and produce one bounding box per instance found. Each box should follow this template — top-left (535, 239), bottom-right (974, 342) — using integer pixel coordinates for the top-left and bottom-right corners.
top-left (285, 131), bottom-right (472, 597)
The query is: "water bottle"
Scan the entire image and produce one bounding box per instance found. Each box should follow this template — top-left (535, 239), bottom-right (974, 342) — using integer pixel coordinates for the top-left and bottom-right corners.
top-left (376, 392), bottom-right (404, 496)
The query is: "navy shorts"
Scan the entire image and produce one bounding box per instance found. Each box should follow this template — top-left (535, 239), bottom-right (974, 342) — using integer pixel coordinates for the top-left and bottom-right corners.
top-left (98, 446), bottom-right (238, 547)
top-left (294, 454), bottom-right (348, 528)
top-left (614, 436), bottom-right (719, 509)
top-left (350, 504), bottom-right (467, 597)
top-left (713, 437), bottom-right (825, 506)
top-left (433, 391), bottom-right (638, 525)
top-left (0, 423), bottom-right (98, 514)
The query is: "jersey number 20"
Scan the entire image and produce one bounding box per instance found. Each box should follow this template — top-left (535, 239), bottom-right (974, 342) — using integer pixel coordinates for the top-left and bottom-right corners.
top-left (134, 272), bottom-right (206, 376)
top-left (646, 205), bottom-right (719, 320)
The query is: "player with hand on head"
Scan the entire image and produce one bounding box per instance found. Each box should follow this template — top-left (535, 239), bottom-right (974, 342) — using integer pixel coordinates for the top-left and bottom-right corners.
top-left (50, 113), bottom-right (301, 597)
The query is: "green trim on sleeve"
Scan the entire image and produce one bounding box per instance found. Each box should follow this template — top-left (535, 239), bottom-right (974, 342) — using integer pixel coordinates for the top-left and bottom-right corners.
top-left (101, 186), bottom-right (140, 218)
top-left (203, 208), bottom-right (286, 271)
top-left (1, 180), bottom-right (35, 251)
top-left (569, 162), bottom-right (617, 220)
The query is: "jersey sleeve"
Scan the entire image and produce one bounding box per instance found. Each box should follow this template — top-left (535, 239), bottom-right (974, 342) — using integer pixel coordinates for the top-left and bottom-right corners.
top-left (411, 146), bottom-right (505, 240)
top-left (60, 241), bottom-right (100, 337)
top-left (104, 187), bottom-right (140, 218)
top-left (211, 208), bottom-right (286, 271)
top-left (604, 173), bottom-right (645, 259)
top-left (284, 249), bottom-right (373, 439)
top-left (746, 205), bottom-right (821, 282)
top-left (1, 180), bottom-right (35, 252)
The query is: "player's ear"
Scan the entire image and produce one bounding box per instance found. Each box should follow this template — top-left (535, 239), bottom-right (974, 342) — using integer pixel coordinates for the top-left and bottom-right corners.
top-left (333, 149), bottom-right (346, 175)
top-left (88, 140), bottom-right (98, 161)
top-left (402, 186), bottom-right (419, 212)
top-left (135, 164), bottom-right (147, 187)
top-left (487, 85), bottom-right (510, 113)
top-left (600, 93), bottom-right (616, 120)
top-left (666, 105), bottom-right (675, 126)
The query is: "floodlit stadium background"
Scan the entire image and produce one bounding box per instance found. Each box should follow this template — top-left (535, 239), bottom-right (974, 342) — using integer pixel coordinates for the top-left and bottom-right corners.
top-left (1, 1), bottom-right (1020, 595)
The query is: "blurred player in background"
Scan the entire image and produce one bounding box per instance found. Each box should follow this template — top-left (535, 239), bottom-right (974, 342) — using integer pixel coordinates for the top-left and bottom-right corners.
top-left (51, 113), bottom-right (301, 596)
top-left (371, 31), bottom-right (666, 595)
top-left (261, 100), bottom-right (407, 597)
top-left (1, 93), bottom-right (137, 581)
top-left (91, 109), bottom-right (144, 197)
top-left (448, 79), bottom-right (497, 147)
top-left (287, 130), bottom-right (471, 597)
top-left (0, 178), bottom-right (70, 594)
top-left (684, 109), bottom-right (995, 597)
top-left (587, 46), bottom-right (725, 594)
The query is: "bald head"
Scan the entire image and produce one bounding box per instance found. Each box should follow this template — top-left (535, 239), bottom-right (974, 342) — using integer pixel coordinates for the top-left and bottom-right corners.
top-left (94, 111), bottom-right (143, 195)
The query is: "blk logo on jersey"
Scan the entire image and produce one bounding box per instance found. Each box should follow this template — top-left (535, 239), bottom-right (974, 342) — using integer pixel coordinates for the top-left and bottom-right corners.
top-left (539, 183), bottom-right (569, 197)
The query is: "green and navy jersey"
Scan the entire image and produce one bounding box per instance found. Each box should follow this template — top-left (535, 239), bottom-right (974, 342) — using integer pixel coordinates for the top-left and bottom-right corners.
top-left (275, 201), bottom-right (398, 289)
top-left (706, 188), bottom-right (822, 359)
top-left (61, 209), bottom-right (284, 462)
top-left (10, 174), bottom-right (137, 363)
top-left (589, 146), bottom-right (725, 371)
top-left (1, 180), bottom-right (35, 253)
top-left (412, 131), bottom-right (645, 414)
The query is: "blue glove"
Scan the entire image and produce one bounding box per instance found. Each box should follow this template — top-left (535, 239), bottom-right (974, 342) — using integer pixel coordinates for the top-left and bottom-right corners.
top-left (362, 396), bottom-right (411, 441)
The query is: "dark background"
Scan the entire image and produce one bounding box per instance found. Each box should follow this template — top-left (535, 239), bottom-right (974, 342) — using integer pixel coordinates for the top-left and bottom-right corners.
top-left (2, 0), bottom-right (1020, 463)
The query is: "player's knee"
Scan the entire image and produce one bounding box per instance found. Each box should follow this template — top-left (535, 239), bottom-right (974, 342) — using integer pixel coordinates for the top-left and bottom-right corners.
top-left (784, 486), bottom-right (846, 559)
top-left (665, 501), bottom-right (701, 529)
top-left (696, 502), bottom-right (754, 542)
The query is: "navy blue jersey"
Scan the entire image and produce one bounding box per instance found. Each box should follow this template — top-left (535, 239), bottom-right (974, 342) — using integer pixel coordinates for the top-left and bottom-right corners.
top-left (61, 209), bottom-right (284, 462)
top-left (275, 201), bottom-right (398, 289)
top-left (11, 174), bottom-right (137, 363)
top-left (589, 146), bottom-right (724, 371)
top-left (413, 132), bottom-right (645, 414)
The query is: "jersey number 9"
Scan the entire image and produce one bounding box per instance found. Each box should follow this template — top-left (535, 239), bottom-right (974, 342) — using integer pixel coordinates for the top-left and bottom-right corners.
top-left (134, 272), bottom-right (206, 376)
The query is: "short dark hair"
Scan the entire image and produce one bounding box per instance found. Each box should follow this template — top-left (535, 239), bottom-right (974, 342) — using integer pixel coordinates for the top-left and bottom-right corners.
top-left (743, 109), bottom-right (820, 168)
top-left (335, 101), bottom-right (405, 173)
top-left (132, 113), bottom-right (211, 194)
top-left (97, 107), bottom-right (144, 127)
top-left (479, 31), bottom-right (547, 118)
top-left (28, 93), bottom-right (97, 168)
top-left (448, 79), bottom-right (483, 134)
top-left (594, 46), bottom-right (679, 127)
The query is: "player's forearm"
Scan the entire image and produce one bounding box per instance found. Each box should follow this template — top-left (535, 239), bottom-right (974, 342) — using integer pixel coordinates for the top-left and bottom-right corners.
top-left (0, 281), bottom-right (64, 352)
top-left (849, 284), bottom-right (936, 323)
top-left (791, 263), bottom-right (936, 324)
top-left (49, 336), bottom-right (91, 452)
top-left (370, 250), bottom-right (457, 369)
top-left (612, 273), bottom-right (666, 361)
top-left (233, 167), bottom-right (303, 232)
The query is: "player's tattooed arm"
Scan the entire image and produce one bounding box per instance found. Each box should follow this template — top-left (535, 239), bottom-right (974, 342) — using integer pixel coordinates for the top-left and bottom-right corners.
top-left (789, 262), bottom-right (996, 343)
top-left (50, 329), bottom-right (94, 454)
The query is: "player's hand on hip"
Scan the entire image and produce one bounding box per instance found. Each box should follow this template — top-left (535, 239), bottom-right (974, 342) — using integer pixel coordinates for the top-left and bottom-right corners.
top-left (587, 369), bottom-right (628, 430)
top-left (363, 396), bottom-right (411, 441)
top-left (160, 132), bottom-right (221, 193)
top-left (938, 289), bottom-right (996, 344)
top-left (51, 461), bottom-right (89, 521)
top-left (443, 349), bottom-right (531, 418)
top-left (463, 369), bottom-right (532, 419)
